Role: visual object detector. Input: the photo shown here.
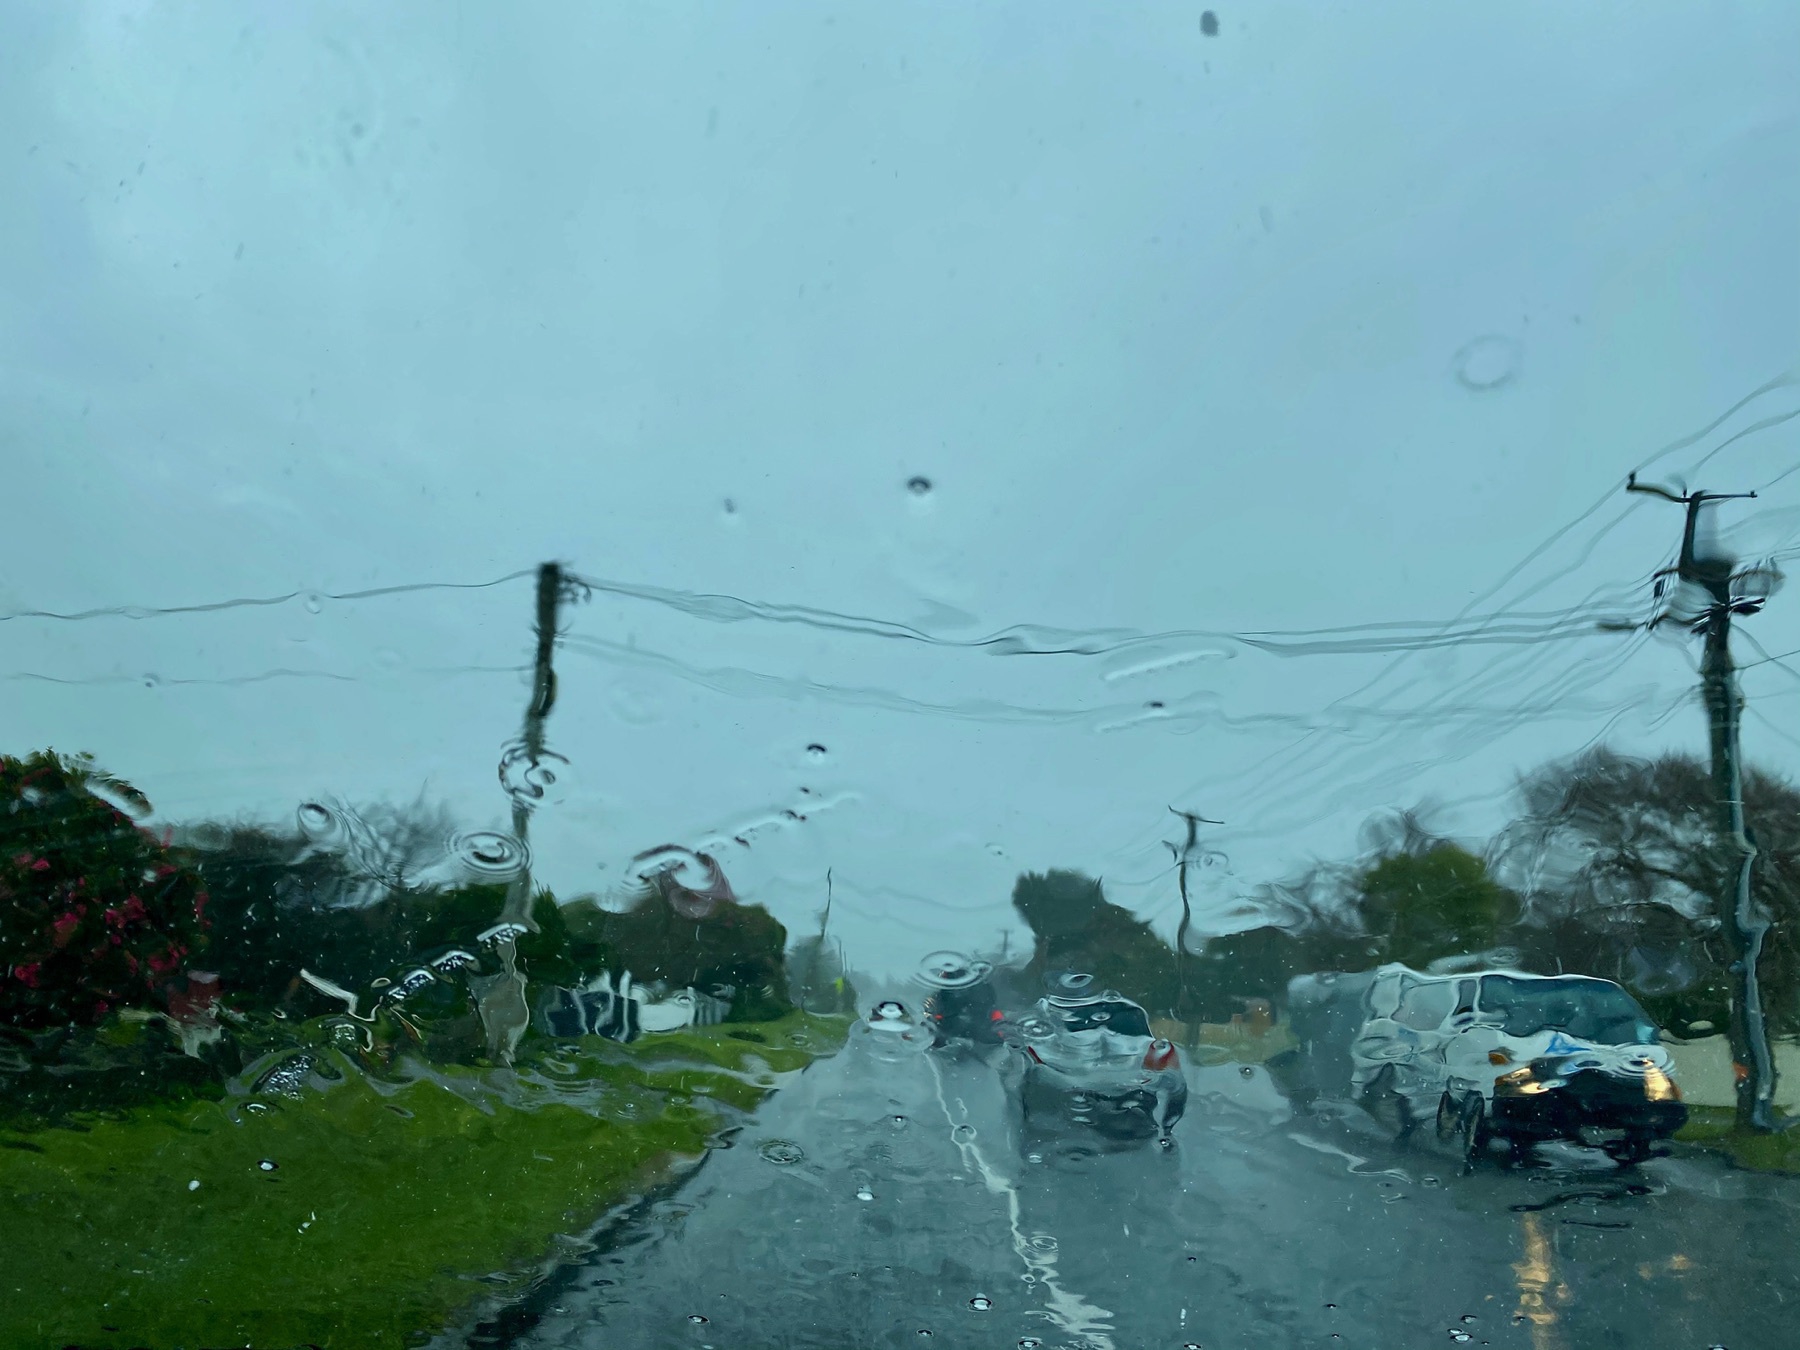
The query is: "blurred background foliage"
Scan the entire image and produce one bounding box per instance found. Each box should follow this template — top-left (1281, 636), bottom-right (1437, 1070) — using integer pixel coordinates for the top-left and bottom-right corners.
top-left (7, 740), bottom-right (1800, 1122)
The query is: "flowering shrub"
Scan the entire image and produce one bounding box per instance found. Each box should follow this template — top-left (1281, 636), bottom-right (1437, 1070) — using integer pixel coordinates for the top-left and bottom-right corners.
top-left (1, 751), bottom-right (209, 1030)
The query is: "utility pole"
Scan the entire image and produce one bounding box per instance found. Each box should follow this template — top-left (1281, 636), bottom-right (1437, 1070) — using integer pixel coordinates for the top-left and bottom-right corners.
top-left (1167, 808), bottom-right (1222, 1034)
top-left (499, 561), bottom-right (569, 933)
top-left (476, 561), bottom-right (576, 1064)
top-left (1627, 475), bottom-right (1779, 1131)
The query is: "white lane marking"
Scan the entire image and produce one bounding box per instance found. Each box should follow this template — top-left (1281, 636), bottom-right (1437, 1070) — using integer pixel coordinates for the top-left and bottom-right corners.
top-left (1287, 1131), bottom-right (1413, 1182)
top-left (926, 1054), bottom-right (1118, 1350)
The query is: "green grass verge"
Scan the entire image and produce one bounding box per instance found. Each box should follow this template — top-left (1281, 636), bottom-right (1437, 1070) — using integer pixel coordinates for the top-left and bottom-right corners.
top-left (0, 1012), bottom-right (847, 1350)
top-left (1676, 1104), bottom-right (1800, 1174)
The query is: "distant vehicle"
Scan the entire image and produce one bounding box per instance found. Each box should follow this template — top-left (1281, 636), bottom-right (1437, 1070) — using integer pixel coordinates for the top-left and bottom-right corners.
top-left (1282, 964), bottom-right (1686, 1164)
top-left (918, 953), bottom-right (1006, 1048)
top-left (1001, 977), bottom-right (1187, 1147)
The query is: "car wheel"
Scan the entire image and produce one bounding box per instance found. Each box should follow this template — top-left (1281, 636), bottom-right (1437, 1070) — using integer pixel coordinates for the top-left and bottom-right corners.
top-left (1363, 1064), bottom-right (1413, 1141)
top-left (1603, 1134), bottom-right (1653, 1167)
top-left (1456, 1096), bottom-right (1489, 1170)
top-left (1435, 1092), bottom-right (1459, 1143)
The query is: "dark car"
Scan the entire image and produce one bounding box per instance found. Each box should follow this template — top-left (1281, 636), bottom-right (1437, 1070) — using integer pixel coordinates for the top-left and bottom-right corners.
top-left (919, 952), bottom-right (1006, 1048)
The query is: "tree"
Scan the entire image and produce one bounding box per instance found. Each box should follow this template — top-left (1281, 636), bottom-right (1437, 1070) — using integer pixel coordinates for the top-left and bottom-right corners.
top-left (0, 751), bottom-right (210, 1030)
top-left (559, 881), bottom-right (792, 1024)
top-left (1011, 870), bottom-right (1179, 1015)
top-left (1353, 840), bottom-right (1520, 971)
top-left (1494, 747), bottom-right (1800, 1035)
top-left (1184, 925), bottom-right (1307, 1022)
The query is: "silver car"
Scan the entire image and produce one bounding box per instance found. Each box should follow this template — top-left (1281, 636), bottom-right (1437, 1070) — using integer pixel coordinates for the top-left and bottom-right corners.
top-left (1002, 984), bottom-right (1187, 1147)
top-left (1283, 964), bottom-right (1685, 1165)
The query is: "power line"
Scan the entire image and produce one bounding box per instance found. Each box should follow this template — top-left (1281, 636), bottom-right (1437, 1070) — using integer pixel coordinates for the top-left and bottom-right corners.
top-left (0, 569), bottom-right (538, 624)
top-left (1, 663), bottom-right (527, 688)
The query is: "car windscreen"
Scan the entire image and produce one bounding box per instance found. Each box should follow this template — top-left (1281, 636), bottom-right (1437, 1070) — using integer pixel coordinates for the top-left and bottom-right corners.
top-left (1051, 1000), bottom-right (1153, 1038)
top-left (1477, 976), bottom-right (1661, 1046)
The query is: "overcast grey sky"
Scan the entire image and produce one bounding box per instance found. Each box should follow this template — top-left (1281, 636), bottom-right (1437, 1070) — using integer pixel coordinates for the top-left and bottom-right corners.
top-left (5, 2), bottom-right (1798, 973)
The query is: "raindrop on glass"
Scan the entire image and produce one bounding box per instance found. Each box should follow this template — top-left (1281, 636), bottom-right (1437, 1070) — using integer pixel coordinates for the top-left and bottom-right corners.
top-left (1199, 11), bottom-right (1219, 37)
top-left (969, 1295), bottom-right (992, 1312)
top-left (1448, 1332), bottom-right (1472, 1344)
top-left (451, 830), bottom-right (530, 879)
top-left (257, 1159), bottom-right (278, 1172)
top-left (855, 1187), bottom-right (875, 1202)
top-left (758, 1139), bottom-right (806, 1166)
top-left (1019, 1341), bottom-right (1042, 1349)
top-left (805, 743), bottom-right (829, 762)
top-left (1461, 1315), bottom-right (1478, 1324)
top-left (951, 1124), bottom-right (977, 1143)
top-left (302, 591), bottom-right (324, 614)
top-left (687, 1313), bottom-right (708, 1325)
top-left (296, 801), bottom-right (340, 839)
top-left (1239, 1065), bottom-right (1254, 1078)
top-left (906, 475), bottom-right (933, 496)
top-left (1453, 334), bottom-right (1522, 391)
top-left (498, 740), bottom-right (571, 810)
top-left (915, 1331), bottom-right (933, 1339)
top-left (891, 1114), bottom-right (908, 1128)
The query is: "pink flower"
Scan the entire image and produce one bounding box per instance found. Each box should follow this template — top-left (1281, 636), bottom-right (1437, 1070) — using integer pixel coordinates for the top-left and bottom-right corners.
top-left (30, 858), bottom-right (50, 872)
top-left (11, 963), bottom-right (42, 988)
top-left (51, 909), bottom-right (83, 948)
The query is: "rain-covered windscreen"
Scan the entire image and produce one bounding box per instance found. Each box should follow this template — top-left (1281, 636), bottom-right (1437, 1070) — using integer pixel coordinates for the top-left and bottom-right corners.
top-left (4, 6), bottom-right (1798, 1350)
top-left (1478, 976), bottom-right (1662, 1047)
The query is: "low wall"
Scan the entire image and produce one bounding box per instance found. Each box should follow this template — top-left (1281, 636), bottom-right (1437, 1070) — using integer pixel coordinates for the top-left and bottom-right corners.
top-left (1664, 1035), bottom-right (1800, 1110)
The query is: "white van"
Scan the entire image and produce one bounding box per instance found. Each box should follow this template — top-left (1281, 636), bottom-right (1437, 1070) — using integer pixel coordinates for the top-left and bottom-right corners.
top-left (1283, 964), bottom-right (1685, 1164)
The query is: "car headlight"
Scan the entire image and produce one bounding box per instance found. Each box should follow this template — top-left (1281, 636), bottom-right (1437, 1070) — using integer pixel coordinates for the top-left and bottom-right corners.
top-left (1494, 1066), bottom-right (1553, 1096)
top-left (1643, 1066), bottom-right (1681, 1102)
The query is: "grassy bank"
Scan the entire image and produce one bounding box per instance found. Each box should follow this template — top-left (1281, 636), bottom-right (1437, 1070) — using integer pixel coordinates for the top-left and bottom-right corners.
top-left (1677, 1105), bottom-right (1800, 1175)
top-left (0, 1013), bottom-right (846, 1350)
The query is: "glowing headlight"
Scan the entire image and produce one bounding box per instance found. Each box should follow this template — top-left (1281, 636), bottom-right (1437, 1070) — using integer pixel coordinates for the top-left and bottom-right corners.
top-left (1644, 1066), bottom-right (1681, 1102)
top-left (1494, 1066), bottom-right (1550, 1096)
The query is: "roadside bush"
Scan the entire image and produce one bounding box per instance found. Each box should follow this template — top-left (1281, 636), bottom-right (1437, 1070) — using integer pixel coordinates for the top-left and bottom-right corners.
top-left (1, 751), bottom-right (209, 1031)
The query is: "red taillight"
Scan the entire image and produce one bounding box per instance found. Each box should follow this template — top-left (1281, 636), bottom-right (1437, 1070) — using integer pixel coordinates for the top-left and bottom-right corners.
top-left (990, 1009), bottom-right (1005, 1022)
top-left (1143, 1039), bottom-right (1178, 1072)
top-left (1025, 1045), bottom-right (1044, 1064)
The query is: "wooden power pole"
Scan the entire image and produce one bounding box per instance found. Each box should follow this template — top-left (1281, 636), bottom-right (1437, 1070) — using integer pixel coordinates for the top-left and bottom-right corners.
top-left (476, 562), bottom-right (573, 1063)
top-left (1628, 475), bottom-right (1779, 1131)
top-left (500, 561), bottom-right (567, 932)
top-left (1167, 808), bottom-right (1222, 1034)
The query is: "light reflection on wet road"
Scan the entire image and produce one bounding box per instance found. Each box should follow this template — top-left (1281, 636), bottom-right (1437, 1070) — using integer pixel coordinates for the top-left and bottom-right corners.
top-left (486, 1038), bottom-right (1800, 1350)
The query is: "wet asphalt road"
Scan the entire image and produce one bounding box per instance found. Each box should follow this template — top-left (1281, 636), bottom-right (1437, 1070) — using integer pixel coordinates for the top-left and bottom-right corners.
top-left (475, 1025), bottom-right (1800, 1350)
